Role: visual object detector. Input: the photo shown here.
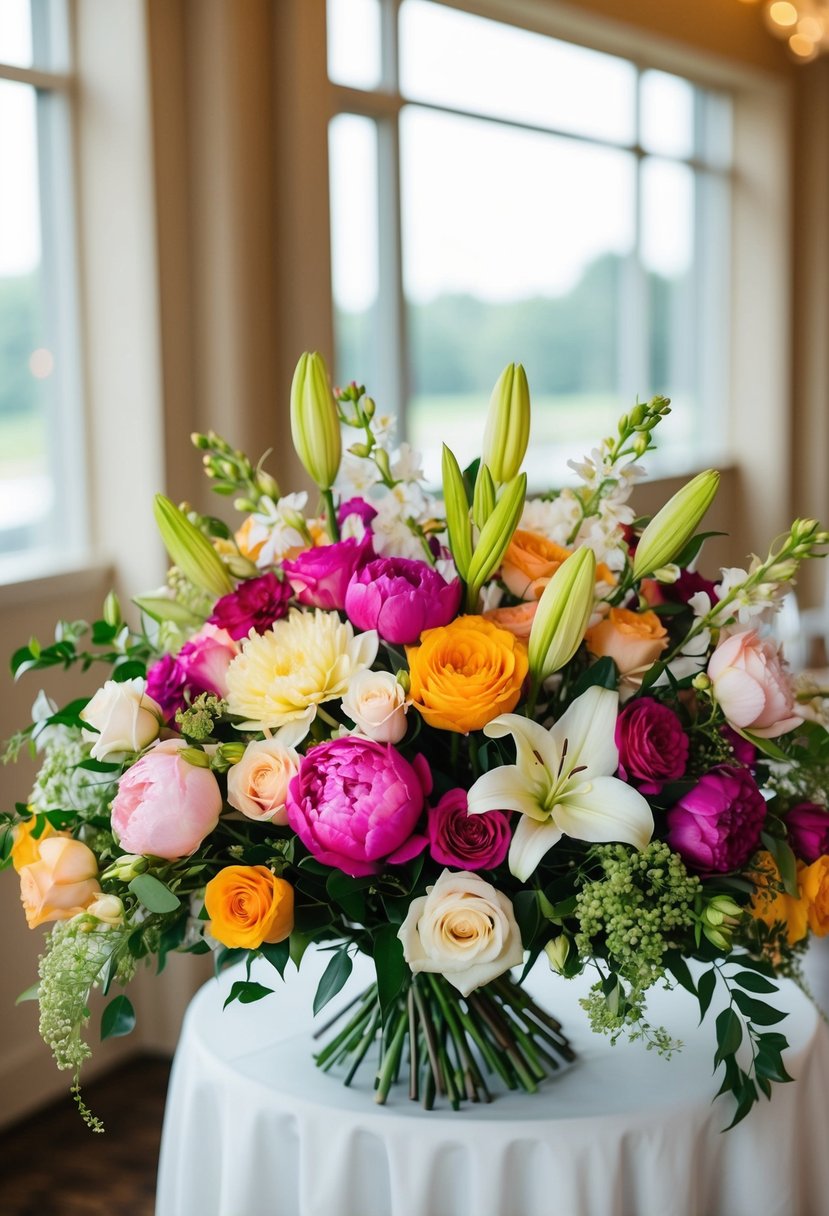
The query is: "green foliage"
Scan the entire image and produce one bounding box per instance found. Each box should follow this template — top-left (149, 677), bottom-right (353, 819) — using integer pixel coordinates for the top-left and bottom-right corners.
top-left (313, 948), bottom-right (353, 1016)
top-left (128, 874), bottom-right (181, 915)
top-left (100, 995), bottom-right (136, 1040)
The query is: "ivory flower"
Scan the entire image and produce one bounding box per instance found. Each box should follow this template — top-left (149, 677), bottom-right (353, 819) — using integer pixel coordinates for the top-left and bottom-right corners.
top-left (80, 678), bottom-right (163, 761)
top-left (341, 670), bottom-right (409, 743)
top-left (467, 686), bottom-right (653, 881)
top-left (226, 608), bottom-right (379, 730)
top-left (226, 716), bottom-right (312, 824)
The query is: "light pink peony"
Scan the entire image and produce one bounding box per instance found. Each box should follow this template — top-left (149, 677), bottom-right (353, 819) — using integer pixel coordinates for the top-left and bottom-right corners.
top-left (708, 629), bottom-right (801, 739)
top-left (111, 739), bottom-right (222, 859)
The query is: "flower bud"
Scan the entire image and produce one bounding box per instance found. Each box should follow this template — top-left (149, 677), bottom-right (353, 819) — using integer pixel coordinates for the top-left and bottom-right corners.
top-left (544, 935), bottom-right (570, 974)
top-left (482, 363), bottom-right (530, 484)
top-left (103, 592), bottom-right (121, 628)
top-left (528, 546), bottom-right (596, 684)
top-left (632, 469), bottom-right (720, 580)
top-left (362, 395), bottom-right (376, 421)
top-left (466, 473), bottom-right (527, 608)
top-left (153, 495), bottom-right (233, 598)
top-left (472, 463), bottom-right (496, 530)
top-left (652, 564), bottom-right (680, 584)
top-left (290, 351), bottom-right (342, 490)
top-left (256, 471), bottom-right (281, 502)
top-left (101, 854), bottom-right (149, 882)
top-left (442, 444), bottom-right (473, 580)
top-left (86, 893), bottom-right (125, 926)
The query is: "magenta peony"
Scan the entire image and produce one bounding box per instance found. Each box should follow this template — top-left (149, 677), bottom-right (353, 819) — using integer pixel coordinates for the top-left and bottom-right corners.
top-left (282, 534), bottom-right (373, 611)
top-left (145, 653), bottom-right (189, 721)
top-left (786, 802), bottom-right (829, 864)
top-left (665, 765), bottom-right (766, 873)
top-left (616, 698), bottom-right (689, 795)
top-left (708, 629), bottom-right (801, 739)
top-left (427, 788), bottom-right (511, 870)
top-left (286, 737), bottom-right (431, 876)
top-left (111, 739), bottom-right (222, 860)
top-left (344, 556), bottom-right (462, 645)
top-left (209, 571), bottom-right (292, 640)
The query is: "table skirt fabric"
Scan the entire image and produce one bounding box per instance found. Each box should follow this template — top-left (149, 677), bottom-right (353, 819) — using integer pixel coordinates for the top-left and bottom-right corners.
top-left (156, 949), bottom-right (829, 1216)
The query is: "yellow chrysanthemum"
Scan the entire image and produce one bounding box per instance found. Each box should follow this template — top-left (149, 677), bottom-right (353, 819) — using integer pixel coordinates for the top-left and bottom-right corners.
top-left (226, 609), bottom-right (379, 729)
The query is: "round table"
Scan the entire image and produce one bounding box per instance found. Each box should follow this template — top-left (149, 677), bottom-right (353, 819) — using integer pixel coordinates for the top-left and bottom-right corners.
top-left (156, 950), bottom-right (829, 1216)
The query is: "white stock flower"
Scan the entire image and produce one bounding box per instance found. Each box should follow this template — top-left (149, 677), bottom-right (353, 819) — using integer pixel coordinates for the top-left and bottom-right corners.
top-left (467, 686), bottom-right (653, 881)
top-left (341, 670), bottom-right (408, 743)
top-left (244, 492), bottom-right (311, 566)
top-left (520, 492), bottom-right (582, 545)
top-left (397, 869), bottom-right (524, 997)
top-left (80, 678), bottom-right (163, 761)
top-left (370, 482), bottom-right (437, 560)
top-left (339, 453), bottom-right (381, 495)
top-left (391, 442), bottom-right (424, 483)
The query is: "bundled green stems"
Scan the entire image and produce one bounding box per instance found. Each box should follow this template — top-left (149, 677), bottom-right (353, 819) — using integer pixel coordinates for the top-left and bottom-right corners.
top-left (314, 975), bottom-right (575, 1109)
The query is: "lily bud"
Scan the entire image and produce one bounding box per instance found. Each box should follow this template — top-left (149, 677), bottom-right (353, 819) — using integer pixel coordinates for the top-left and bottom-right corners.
top-left (472, 463), bottom-right (496, 530)
top-left (290, 351), bottom-right (342, 490)
top-left (442, 444), bottom-right (473, 580)
top-left (632, 469), bottom-right (720, 580)
top-left (544, 935), bottom-right (570, 974)
top-left (465, 472), bottom-right (527, 608)
top-left (153, 495), bottom-right (233, 598)
top-left (528, 546), bottom-right (596, 684)
top-left (103, 592), bottom-right (121, 629)
top-left (482, 363), bottom-right (530, 484)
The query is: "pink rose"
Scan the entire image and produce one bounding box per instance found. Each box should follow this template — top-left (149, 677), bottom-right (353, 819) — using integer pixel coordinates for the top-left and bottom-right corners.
top-left (427, 788), bottom-right (511, 870)
top-left (111, 739), bottom-right (222, 859)
top-left (177, 623), bottom-right (240, 699)
top-left (282, 534), bottom-right (373, 611)
top-left (708, 629), bottom-right (801, 739)
top-left (786, 802), bottom-right (829, 864)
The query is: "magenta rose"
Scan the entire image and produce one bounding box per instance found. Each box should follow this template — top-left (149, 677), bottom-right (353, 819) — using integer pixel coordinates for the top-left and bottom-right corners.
top-left (209, 572), bottom-right (291, 640)
top-left (286, 737), bottom-right (431, 877)
top-left (282, 533), bottom-right (373, 611)
top-left (111, 739), bottom-right (222, 859)
top-left (786, 802), bottom-right (829, 863)
top-left (145, 653), bottom-right (189, 721)
top-left (665, 765), bottom-right (766, 873)
top-left (616, 699), bottom-right (689, 795)
top-left (177, 623), bottom-right (239, 699)
top-left (345, 556), bottom-right (462, 645)
top-left (427, 788), bottom-right (510, 870)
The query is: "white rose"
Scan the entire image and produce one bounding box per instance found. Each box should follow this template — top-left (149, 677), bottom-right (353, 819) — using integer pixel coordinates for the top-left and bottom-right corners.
top-left (341, 670), bottom-right (408, 744)
top-left (226, 717), bottom-right (311, 823)
top-left (81, 678), bottom-right (163, 761)
top-left (397, 870), bottom-right (524, 997)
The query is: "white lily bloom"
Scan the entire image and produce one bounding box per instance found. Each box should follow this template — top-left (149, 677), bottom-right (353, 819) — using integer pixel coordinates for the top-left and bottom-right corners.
top-left (466, 686), bottom-right (654, 881)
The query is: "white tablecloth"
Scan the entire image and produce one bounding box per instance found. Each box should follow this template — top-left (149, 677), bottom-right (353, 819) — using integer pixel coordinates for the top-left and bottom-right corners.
top-left (156, 948), bottom-right (829, 1216)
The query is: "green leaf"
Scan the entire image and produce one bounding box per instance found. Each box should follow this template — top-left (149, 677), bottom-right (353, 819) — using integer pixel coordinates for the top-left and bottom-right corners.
top-left (664, 950), bottom-right (697, 997)
top-left (733, 970), bottom-right (778, 994)
top-left (513, 889), bottom-right (542, 946)
top-left (259, 939), bottom-right (290, 978)
top-left (732, 954), bottom-right (776, 977)
top-left (697, 967), bottom-right (716, 1022)
top-left (326, 869), bottom-right (367, 922)
top-left (714, 1008), bottom-right (743, 1067)
top-left (742, 731), bottom-right (789, 763)
top-left (373, 924), bottom-right (407, 1021)
top-left (111, 660), bottom-right (147, 683)
top-left (672, 530), bottom-right (726, 569)
top-left (731, 991), bottom-right (788, 1025)
top-left (760, 832), bottom-right (799, 897)
top-left (313, 949), bottom-right (353, 1016)
top-left (569, 656), bottom-right (619, 698)
top-left (129, 873), bottom-right (182, 914)
top-left (101, 995), bottom-right (136, 1040)
top-left (722, 1077), bottom-right (759, 1131)
top-left (223, 980), bottom-right (274, 1010)
top-left (15, 983), bottom-right (40, 1005)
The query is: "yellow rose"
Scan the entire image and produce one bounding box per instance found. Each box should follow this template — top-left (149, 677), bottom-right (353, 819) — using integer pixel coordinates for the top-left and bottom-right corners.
top-left (749, 852), bottom-right (809, 946)
top-left (584, 607), bottom-right (668, 691)
top-left (19, 837), bottom-right (100, 929)
top-left (406, 616), bottom-right (528, 734)
top-left (11, 819), bottom-right (56, 873)
top-left (801, 855), bottom-right (829, 935)
top-left (205, 865), bottom-right (294, 948)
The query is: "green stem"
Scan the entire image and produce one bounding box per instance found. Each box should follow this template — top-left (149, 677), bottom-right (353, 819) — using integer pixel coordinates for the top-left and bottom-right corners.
top-left (375, 1009), bottom-right (407, 1104)
top-left (322, 488), bottom-right (340, 542)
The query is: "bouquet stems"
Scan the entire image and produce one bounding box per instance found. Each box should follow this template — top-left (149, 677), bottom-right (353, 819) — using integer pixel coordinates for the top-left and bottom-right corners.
top-left (313, 972), bottom-right (575, 1109)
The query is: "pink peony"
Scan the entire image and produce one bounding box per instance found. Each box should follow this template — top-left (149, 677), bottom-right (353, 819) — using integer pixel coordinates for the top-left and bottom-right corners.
top-left (786, 802), bottom-right (829, 863)
top-left (344, 556), bottom-right (462, 645)
top-left (427, 788), bottom-right (511, 870)
top-left (708, 629), bottom-right (801, 739)
top-left (286, 737), bottom-right (431, 876)
top-left (616, 698), bottom-right (689, 795)
top-left (209, 572), bottom-right (292, 640)
top-left (665, 765), bottom-right (766, 873)
top-left (111, 739), bottom-right (222, 860)
top-left (282, 534), bottom-right (373, 611)
top-left (178, 623), bottom-right (239, 699)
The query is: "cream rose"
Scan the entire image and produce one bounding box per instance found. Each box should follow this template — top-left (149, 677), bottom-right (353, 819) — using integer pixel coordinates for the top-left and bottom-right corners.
top-left (227, 735), bottom-right (303, 825)
top-left (397, 869), bottom-right (524, 997)
top-left (81, 678), bottom-right (163, 761)
top-left (19, 836), bottom-right (100, 929)
top-left (341, 670), bottom-right (408, 744)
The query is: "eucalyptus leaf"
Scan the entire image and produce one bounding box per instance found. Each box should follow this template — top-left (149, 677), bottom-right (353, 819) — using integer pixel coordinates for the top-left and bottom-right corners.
top-left (101, 995), bottom-right (136, 1040)
top-left (129, 873), bottom-right (182, 914)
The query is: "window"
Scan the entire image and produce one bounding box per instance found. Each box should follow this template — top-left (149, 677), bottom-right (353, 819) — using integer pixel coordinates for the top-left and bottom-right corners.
top-left (326, 0), bottom-right (733, 484)
top-left (0, 0), bottom-right (85, 573)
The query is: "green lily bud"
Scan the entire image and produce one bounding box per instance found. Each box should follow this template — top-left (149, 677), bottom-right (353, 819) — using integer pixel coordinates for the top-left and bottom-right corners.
top-left (632, 469), bottom-right (720, 580)
top-left (153, 495), bottom-right (233, 599)
top-left (133, 593), bottom-right (205, 629)
top-left (103, 592), bottom-right (121, 629)
top-left (472, 463), bottom-right (496, 530)
top-left (544, 935), bottom-right (570, 974)
top-left (217, 741), bottom-right (246, 767)
top-left (442, 444), bottom-right (473, 580)
top-left (528, 546), bottom-right (596, 684)
top-left (482, 363), bottom-right (530, 484)
top-left (465, 472), bottom-right (527, 608)
top-left (101, 854), bottom-right (148, 882)
top-left (290, 351), bottom-right (342, 490)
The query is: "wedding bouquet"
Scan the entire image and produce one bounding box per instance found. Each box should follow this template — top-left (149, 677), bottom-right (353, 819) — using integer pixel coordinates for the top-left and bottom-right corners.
top-left (4, 353), bottom-right (829, 1131)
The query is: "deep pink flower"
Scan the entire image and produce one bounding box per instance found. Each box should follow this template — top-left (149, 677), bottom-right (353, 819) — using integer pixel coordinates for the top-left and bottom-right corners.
top-left (146, 653), bottom-right (188, 721)
top-left (209, 572), bottom-right (291, 640)
top-left (282, 534), bottom-right (373, 611)
top-left (666, 765), bottom-right (766, 873)
top-left (111, 739), bottom-right (222, 860)
top-left (616, 699), bottom-right (689, 795)
top-left (786, 802), bottom-right (829, 863)
top-left (345, 557), bottom-right (462, 645)
top-left (427, 788), bottom-right (510, 870)
top-left (338, 497), bottom-right (377, 529)
top-left (286, 737), bottom-right (432, 876)
top-left (721, 725), bottom-right (757, 768)
top-left (177, 623), bottom-right (239, 699)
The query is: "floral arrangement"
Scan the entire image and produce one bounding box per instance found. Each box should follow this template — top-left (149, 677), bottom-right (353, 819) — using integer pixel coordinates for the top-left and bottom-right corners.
top-left (4, 353), bottom-right (829, 1131)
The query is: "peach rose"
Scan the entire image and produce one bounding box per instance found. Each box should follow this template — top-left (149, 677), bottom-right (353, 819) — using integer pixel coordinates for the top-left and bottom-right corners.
top-left (226, 737), bottom-right (302, 825)
top-left (585, 607), bottom-right (668, 692)
top-left (707, 629), bottom-right (801, 739)
top-left (11, 819), bottom-right (56, 873)
top-left (19, 837), bottom-right (100, 929)
top-left (406, 616), bottom-right (528, 734)
top-left (500, 530), bottom-right (614, 601)
top-left (801, 855), bottom-right (829, 936)
top-left (483, 601), bottom-right (538, 641)
top-left (204, 865), bottom-right (294, 948)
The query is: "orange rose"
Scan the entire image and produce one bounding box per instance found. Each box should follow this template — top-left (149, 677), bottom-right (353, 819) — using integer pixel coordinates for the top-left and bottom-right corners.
top-left (749, 852), bottom-right (809, 946)
top-left (584, 607), bottom-right (667, 689)
top-left (501, 531), bottom-right (614, 601)
top-left (483, 601), bottom-right (537, 641)
top-left (205, 865), bottom-right (294, 948)
top-left (11, 819), bottom-right (57, 873)
top-left (406, 616), bottom-right (528, 734)
top-left (801, 855), bottom-right (829, 935)
top-left (19, 837), bottom-right (100, 929)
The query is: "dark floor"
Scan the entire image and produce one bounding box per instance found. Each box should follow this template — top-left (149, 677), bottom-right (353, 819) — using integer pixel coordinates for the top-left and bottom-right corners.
top-left (0, 1055), bottom-right (171, 1216)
